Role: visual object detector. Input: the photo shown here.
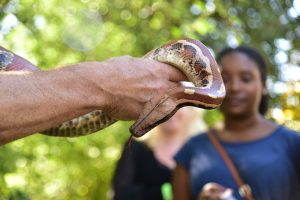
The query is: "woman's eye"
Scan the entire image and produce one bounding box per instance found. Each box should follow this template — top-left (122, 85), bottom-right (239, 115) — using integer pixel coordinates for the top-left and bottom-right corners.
top-left (241, 75), bottom-right (253, 83)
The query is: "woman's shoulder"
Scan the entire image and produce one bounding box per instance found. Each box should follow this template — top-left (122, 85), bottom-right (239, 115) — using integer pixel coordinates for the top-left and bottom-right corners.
top-left (273, 125), bottom-right (300, 147)
top-left (276, 125), bottom-right (300, 138)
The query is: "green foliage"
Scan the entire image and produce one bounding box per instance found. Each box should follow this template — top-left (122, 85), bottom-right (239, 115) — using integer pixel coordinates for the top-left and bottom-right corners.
top-left (0, 122), bottom-right (131, 199)
top-left (7, 189), bottom-right (30, 200)
top-left (203, 109), bottom-right (224, 128)
top-left (0, 0), bottom-right (299, 199)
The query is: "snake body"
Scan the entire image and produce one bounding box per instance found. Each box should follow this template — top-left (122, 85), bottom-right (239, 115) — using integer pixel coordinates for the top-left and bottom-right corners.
top-left (0, 38), bottom-right (225, 137)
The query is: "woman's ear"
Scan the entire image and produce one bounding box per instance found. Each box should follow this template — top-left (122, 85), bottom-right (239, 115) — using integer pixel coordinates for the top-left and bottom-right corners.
top-left (262, 87), bottom-right (268, 95)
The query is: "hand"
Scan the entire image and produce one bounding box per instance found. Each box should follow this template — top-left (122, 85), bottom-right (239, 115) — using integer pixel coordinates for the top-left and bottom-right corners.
top-left (89, 56), bottom-right (187, 120)
top-left (198, 183), bottom-right (234, 200)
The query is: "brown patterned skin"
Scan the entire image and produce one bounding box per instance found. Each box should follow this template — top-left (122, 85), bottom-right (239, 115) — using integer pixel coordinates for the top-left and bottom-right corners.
top-left (0, 38), bottom-right (225, 138)
top-left (42, 110), bottom-right (116, 137)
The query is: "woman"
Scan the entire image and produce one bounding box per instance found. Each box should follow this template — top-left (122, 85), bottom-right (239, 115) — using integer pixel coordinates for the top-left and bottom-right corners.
top-left (173, 46), bottom-right (300, 200)
top-left (111, 107), bottom-right (205, 200)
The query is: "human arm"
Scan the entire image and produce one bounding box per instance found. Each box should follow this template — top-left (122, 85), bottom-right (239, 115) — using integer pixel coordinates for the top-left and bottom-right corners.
top-left (0, 47), bottom-right (186, 145)
top-left (172, 163), bottom-right (193, 200)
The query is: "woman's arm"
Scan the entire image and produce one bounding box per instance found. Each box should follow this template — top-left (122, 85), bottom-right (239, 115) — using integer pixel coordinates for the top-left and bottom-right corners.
top-left (0, 47), bottom-right (186, 145)
top-left (172, 163), bottom-right (193, 200)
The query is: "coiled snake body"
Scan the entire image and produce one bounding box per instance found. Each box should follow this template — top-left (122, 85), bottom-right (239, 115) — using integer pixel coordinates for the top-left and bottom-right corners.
top-left (0, 38), bottom-right (225, 137)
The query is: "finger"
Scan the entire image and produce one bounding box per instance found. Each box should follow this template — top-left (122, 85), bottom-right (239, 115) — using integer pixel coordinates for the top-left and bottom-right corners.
top-left (159, 62), bottom-right (188, 82)
top-left (203, 183), bottom-right (226, 192)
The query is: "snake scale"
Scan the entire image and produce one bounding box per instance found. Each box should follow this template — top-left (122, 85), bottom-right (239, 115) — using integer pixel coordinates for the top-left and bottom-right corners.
top-left (0, 38), bottom-right (225, 137)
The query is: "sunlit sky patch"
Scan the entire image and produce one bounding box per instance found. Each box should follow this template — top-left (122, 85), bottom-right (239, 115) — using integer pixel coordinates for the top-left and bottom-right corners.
top-left (280, 64), bottom-right (300, 82)
top-left (293, 0), bottom-right (300, 16)
top-left (1, 13), bottom-right (18, 34)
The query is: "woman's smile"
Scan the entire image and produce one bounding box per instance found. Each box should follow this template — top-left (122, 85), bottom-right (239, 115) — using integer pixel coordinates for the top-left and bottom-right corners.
top-left (225, 96), bottom-right (246, 107)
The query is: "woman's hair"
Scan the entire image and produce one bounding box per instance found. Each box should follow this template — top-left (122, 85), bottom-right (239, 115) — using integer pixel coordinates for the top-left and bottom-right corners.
top-left (216, 46), bottom-right (269, 115)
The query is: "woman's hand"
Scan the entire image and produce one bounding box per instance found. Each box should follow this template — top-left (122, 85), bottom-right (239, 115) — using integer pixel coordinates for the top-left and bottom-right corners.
top-left (198, 183), bottom-right (234, 200)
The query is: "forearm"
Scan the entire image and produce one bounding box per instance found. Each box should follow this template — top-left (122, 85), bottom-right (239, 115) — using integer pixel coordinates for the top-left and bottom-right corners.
top-left (0, 63), bottom-right (108, 144)
top-left (172, 164), bottom-right (193, 200)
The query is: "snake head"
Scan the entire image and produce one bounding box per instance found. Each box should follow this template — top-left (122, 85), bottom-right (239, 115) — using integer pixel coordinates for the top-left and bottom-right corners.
top-left (130, 91), bottom-right (180, 137)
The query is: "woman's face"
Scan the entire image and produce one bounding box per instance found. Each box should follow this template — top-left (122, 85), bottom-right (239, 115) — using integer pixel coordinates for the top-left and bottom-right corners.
top-left (219, 52), bottom-right (266, 118)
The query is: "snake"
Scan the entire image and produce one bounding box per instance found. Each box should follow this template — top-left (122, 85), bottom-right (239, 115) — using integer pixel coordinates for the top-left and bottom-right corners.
top-left (0, 38), bottom-right (225, 138)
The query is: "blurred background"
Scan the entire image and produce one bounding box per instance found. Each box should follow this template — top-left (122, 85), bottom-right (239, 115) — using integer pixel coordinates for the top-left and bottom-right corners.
top-left (0, 0), bottom-right (300, 199)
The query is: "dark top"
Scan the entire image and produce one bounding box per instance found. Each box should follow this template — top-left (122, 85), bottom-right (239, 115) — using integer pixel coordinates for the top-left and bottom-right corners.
top-left (175, 125), bottom-right (300, 200)
top-left (112, 140), bottom-right (171, 200)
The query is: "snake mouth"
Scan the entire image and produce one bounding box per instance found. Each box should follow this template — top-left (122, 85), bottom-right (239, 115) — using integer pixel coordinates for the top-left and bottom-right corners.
top-left (129, 86), bottom-right (181, 137)
top-left (129, 121), bottom-right (159, 138)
